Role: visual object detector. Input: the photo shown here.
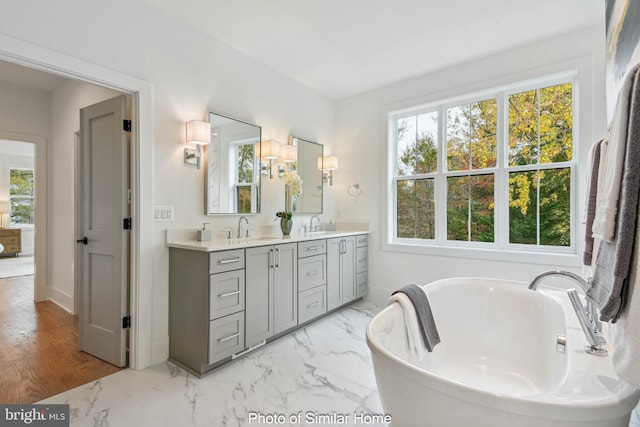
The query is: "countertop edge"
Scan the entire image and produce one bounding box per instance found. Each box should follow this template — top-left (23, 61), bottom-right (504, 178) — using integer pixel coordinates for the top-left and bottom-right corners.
top-left (167, 230), bottom-right (369, 252)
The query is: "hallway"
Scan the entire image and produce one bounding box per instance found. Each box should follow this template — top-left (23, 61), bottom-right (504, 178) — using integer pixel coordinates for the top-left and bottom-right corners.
top-left (0, 274), bottom-right (122, 403)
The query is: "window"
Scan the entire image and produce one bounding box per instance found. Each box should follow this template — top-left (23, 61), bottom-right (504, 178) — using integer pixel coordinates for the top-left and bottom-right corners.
top-left (9, 167), bottom-right (35, 225)
top-left (390, 77), bottom-right (574, 251)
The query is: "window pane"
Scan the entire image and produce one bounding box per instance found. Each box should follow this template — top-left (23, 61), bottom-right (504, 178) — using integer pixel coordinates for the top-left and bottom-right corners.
top-left (237, 144), bottom-right (255, 184)
top-left (447, 174), bottom-right (494, 242)
top-left (470, 99), bottom-right (497, 169)
top-left (447, 176), bottom-right (469, 240)
top-left (415, 112), bottom-right (438, 174)
top-left (509, 171), bottom-right (538, 244)
top-left (396, 116), bottom-right (417, 176)
top-left (539, 168), bottom-right (571, 246)
top-left (509, 83), bottom-right (573, 166)
top-left (470, 174), bottom-right (495, 242)
top-left (397, 178), bottom-right (434, 239)
top-left (539, 83), bottom-right (572, 164)
top-left (236, 186), bottom-right (252, 214)
top-left (447, 100), bottom-right (496, 171)
top-left (10, 198), bottom-right (34, 225)
top-left (10, 169), bottom-right (34, 197)
top-left (397, 113), bottom-right (438, 176)
top-left (509, 168), bottom-right (571, 247)
top-left (509, 89), bottom-right (539, 166)
top-left (446, 105), bottom-right (470, 171)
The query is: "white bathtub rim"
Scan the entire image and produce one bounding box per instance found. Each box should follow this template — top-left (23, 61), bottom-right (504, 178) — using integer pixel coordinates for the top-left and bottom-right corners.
top-left (366, 277), bottom-right (640, 421)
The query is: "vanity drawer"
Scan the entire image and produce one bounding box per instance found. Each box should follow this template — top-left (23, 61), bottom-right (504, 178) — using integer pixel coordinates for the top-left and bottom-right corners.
top-left (209, 249), bottom-right (245, 274)
top-left (210, 270), bottom-right (245, 320)
top-left (298, 285), bottom-right (327, 324)
top-left (356, 234), bottom-right (368, 248)
top-left (209, 311), bottom-right (245, 365)
top-left (356, 247), bottom-right (368, 274)
top-left (298, 254), bottom-right (326, 292)
top-left (357, 272), bottom-right (368, 298)
top-left (298, 239), bottom-right (326, 258)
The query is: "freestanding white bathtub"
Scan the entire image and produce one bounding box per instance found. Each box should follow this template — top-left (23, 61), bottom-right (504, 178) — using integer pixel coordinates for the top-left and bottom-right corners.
top-left (366, 278), bottom-right (640, 427)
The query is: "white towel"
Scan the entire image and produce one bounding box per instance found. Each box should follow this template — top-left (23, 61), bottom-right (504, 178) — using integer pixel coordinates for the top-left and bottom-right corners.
top-left (592, 63), bottom-right (640, 242)
top-left (387, 293), bottom-right (427, 360)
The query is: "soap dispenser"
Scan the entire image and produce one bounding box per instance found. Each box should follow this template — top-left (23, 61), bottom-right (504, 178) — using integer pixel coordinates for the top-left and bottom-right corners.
top-left (197, 223), bottom-right (212, 241)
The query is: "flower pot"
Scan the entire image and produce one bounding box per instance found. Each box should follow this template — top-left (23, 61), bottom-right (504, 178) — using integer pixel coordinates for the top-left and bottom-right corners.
top-left (280, 218), bottom-right (293, 236)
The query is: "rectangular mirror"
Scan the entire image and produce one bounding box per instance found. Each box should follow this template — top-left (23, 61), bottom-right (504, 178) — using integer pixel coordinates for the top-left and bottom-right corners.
top-left (206, 113), bottom-right (261, 214)
top-left (290, 136), bottom-right (323, 214)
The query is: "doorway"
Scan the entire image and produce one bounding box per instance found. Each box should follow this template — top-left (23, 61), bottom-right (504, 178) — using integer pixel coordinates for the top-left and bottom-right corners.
top-left (0, 56), bottom-right (141, 401)
top-left (0, 34), bottom-right (153, 373)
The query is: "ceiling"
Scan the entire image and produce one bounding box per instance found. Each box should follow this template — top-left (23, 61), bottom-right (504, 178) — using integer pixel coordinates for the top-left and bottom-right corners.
top-left (145, 0), bottom-right (603, 99)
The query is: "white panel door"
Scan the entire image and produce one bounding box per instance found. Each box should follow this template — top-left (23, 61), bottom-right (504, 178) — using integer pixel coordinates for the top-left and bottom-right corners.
top-left (79, 95), bottom-right (129, 367)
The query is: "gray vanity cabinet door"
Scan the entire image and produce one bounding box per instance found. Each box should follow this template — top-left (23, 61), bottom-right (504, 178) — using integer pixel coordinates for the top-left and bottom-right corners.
top-left (245, 246), bottom-right (274, 347)
top-left (327, 238), bottom-right (342, 311)
top-left (327, 236), bottom-right (357, 310)
top-left (341, 236), bottom-right (357, 303)
top-left (273, 243), bottom-right (298, 335)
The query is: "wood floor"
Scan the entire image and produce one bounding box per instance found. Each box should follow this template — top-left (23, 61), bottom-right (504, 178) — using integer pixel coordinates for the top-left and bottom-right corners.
top-left (0, 275), bottom-right (122, 403)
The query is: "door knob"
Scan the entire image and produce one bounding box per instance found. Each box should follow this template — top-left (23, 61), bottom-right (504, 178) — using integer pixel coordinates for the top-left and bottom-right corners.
top-left (76, 237), bottom-right (88, 245)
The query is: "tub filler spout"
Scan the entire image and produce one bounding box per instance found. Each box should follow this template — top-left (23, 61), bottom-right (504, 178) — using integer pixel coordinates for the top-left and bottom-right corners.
top-left (528, 270), bottom-right (606, 354)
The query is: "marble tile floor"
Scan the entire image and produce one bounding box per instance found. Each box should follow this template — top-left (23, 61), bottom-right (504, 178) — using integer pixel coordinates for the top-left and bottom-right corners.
top-left (39, 301), bottom-right (640, 427)
top-left (40, 302), bottom-right (387, 427)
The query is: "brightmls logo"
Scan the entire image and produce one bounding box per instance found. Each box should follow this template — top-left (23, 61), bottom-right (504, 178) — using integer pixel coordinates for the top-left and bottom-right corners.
top-left (0, 405), bottom-right (69, 426)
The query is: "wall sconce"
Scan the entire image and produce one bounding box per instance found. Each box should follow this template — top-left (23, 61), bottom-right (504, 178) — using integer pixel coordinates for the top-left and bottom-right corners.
top-left (279, 144), bottom-right (297, 171)
top-left (0, 200), bottom-right (9, 229)
top-left (257, 139), bottom-right (281, 179)
top-left (318, 155), bottom-right (339, 186)
top-left (184, 120), bottom-right (211, 170)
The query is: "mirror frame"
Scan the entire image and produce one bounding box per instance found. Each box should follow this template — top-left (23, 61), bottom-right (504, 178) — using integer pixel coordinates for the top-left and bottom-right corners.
top-left (205, 112), bottom-right (262, 215)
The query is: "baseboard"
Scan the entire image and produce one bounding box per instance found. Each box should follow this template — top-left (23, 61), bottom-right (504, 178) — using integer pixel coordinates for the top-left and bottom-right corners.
top-left (46, 286), bottom-right (73, 314)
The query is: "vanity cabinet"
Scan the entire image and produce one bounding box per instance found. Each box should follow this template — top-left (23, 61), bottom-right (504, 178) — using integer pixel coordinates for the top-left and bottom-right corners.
top-left (327, 236), bottom-right (356, 311)
top-left (245, 242), bottom-right (297, 348)
top-left (167, 231), bottom-right (367, 376)
top-left (169, 248), bottom-right (246, 375)
top-left (297, 240), bottom-right (327, 324)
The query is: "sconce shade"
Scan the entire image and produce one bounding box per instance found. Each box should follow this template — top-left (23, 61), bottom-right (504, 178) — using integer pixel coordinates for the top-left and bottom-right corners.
top-left (186, 120), bottom-right (211, 145)
top-left (280, 144), bottom-right (297, 163)
top-left (259, 140), bottom-right (281, 160)
top-left (322, 155), bottom-right (339, 171)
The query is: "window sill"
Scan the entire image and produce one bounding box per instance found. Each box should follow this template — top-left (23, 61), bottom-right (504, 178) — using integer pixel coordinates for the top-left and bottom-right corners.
top-left (382, 240), bottom-right (581, 268)
top-left (8, 224), bottom-right (34, 230)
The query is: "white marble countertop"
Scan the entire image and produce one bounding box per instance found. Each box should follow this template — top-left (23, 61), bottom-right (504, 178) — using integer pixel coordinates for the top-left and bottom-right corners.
top-left (167, 230), bottom-right (368, 252)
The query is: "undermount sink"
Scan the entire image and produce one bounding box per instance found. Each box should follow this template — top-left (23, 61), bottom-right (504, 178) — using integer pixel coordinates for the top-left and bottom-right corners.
top-left (304, 231), bottom-right (327, 236)
top-left (226, 235), bottom-right (280, 244)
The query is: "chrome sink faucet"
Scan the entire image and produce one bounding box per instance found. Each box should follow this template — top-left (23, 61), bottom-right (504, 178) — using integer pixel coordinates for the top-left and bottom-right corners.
top-left (528, 270), bottom-right (606, 355)
top-left (237, 216), bottom-right (249, 238)
top-left (309, 215), bottom-right (320, 232)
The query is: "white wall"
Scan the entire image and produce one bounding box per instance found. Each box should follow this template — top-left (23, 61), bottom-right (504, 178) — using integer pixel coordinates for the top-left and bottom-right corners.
top-left (48, 80), bottom-right (120, 311)
top-left (334, 27), bottom-right (607, 306)
top-left (0, 0), bottom-right (335, 364)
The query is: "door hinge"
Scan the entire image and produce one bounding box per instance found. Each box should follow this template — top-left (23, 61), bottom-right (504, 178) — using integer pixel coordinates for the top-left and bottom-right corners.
top-left (123, 218), bottom-right (132, 230)
top-left (123, 120), bottom-right (132, 132)
top-left (122, 315), bottom-right (131, 329)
